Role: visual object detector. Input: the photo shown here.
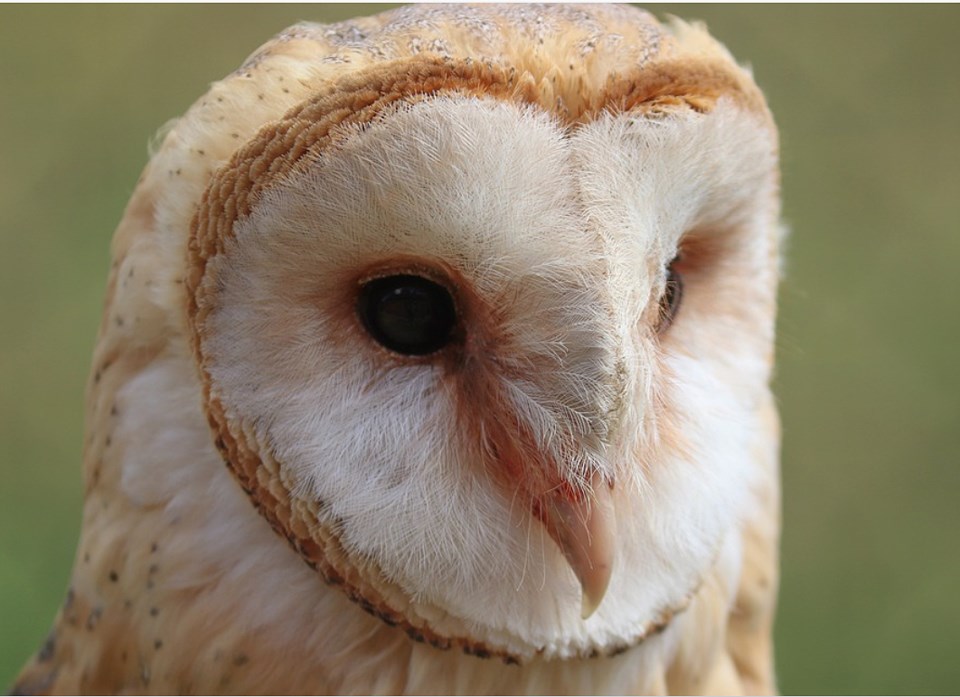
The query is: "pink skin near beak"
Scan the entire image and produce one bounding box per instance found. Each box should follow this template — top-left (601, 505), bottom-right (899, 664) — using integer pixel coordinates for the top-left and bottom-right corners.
top-left (536, 472), bottom-right (617, 619)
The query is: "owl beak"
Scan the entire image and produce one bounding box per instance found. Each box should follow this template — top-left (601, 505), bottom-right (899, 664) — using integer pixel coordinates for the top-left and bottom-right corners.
top-left (537, 472), bottom-right (617, 619)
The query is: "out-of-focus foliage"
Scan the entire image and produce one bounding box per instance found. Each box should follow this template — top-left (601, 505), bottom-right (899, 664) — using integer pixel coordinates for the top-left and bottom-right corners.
top-left (1, 5), bottom-right (957, 693)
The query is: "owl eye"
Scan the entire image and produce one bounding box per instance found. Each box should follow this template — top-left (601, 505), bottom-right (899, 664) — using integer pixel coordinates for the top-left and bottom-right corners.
top-left (357, 274), bottom-right (457, 355)
top-left (657, 262), bottom-right (683, 333)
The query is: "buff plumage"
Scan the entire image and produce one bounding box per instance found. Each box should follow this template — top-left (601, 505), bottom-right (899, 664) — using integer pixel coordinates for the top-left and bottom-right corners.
top-left (14, 5), bottom-right (781, 694)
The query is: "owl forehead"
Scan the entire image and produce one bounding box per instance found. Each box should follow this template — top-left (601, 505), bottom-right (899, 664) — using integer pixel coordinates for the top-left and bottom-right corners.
top-left (254, 97), bottom-right (594, 282)
top-left (248, 101), bottom-right (732, 285)
top-left (190, 54), bottom-right (765, 260)
top-left (193, 62), bottom-right (769, 293)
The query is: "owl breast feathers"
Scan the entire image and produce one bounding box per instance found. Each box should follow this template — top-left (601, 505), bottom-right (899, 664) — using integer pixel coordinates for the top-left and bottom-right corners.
top-left (14, 4), bottom-right (782, 695)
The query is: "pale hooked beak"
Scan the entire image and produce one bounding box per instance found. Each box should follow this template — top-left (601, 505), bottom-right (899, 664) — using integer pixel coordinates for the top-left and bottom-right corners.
top-left (537, 472), bottom-right (617, 619)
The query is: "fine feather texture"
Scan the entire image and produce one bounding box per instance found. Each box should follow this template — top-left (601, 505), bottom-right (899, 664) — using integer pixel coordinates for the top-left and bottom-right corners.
top-left (14, 4), bottom-right (781, 694)
top-left (199, 96), bottom-right (776, 659)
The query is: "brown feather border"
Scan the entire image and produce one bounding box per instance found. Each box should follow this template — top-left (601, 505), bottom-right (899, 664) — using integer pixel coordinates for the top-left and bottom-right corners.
top-left (186, 55), bottom-right (759, 663)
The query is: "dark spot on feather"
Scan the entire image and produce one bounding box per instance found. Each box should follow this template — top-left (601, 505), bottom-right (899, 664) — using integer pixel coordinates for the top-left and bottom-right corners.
top-left (465, 645), bottom-right (490, 659)
top-left (354, 596), bottom-right (375, 615)
top-left (427, 637), bottom-right (450, 650)
top-left (108, 570), bottom-right (118, 582)
top-left (38, 632), bottom-right (56, 662)
top-left (85, 607), bottom-right (102, 631)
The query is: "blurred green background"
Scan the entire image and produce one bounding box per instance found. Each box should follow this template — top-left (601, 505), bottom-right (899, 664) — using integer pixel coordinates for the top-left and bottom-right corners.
top-left (1, 5), bottom-right (958, 693)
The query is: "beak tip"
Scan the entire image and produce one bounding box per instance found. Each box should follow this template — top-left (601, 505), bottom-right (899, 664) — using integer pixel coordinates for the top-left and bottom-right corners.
top-left (538, 473), bottom-right (617, 621)
top-left (577, 560), bottom-right (613, 620)
top-left (580, 589), bottom-right (602, 620)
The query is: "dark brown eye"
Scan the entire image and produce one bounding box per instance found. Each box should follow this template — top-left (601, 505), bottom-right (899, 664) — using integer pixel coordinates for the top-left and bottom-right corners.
top-left (358, 274), bottom-right (457, 355)
top-left (657, 262), bottom-right (683, 333)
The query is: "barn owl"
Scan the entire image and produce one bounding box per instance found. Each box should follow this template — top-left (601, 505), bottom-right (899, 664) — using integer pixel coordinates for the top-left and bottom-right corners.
top-left (13, 4), bottom-right (782, 694)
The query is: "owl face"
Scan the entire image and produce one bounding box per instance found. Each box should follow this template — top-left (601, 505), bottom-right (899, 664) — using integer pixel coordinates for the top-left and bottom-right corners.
top-left (185, 28), bottom-right (779, 662)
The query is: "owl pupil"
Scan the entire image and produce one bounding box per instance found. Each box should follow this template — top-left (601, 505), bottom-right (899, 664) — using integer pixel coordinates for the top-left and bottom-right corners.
top-left (658, 265), bottom-right (683, 332)
top-left (358, 275), bottom-right (456, 355)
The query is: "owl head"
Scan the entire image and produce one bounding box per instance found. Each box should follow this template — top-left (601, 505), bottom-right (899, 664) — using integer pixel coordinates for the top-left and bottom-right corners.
top-left (137, 4), bottom-right (781, 663)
